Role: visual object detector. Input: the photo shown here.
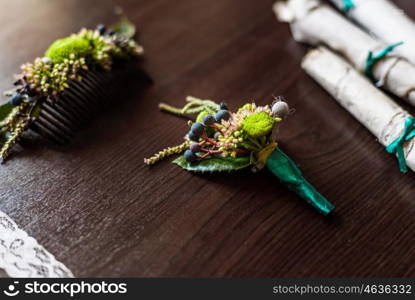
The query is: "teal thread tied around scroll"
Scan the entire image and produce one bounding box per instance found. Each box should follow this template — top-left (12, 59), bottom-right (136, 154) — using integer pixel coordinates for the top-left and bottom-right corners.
top-left (365, 42), bottom-right (404, 81)
top-left (265, 148), bottom-right (335, 216)
top-left (341, 0), bottom-right (355, 12)
top-left (386, 117), bottom-right (415, 173)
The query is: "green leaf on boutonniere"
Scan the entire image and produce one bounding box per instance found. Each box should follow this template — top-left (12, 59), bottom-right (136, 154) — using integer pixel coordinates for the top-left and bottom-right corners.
top-left (173, 155), bottom-right (251, 173)
top-left (0, 102), bottom-right (13, 122)
top-left (112, 16), bottom-right (136, 39)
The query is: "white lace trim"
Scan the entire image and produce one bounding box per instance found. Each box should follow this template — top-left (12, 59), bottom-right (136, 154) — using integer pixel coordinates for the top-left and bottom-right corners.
top-left (0, 211), bottom-right (73, 278)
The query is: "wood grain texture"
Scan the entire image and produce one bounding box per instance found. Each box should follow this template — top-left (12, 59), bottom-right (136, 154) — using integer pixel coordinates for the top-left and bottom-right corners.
top-left (0, 0), bottom-right (415, 277)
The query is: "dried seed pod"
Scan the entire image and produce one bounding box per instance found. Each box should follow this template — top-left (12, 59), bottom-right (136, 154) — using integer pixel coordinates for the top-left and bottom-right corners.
top-left (272, 101), bottom-right (289, 119)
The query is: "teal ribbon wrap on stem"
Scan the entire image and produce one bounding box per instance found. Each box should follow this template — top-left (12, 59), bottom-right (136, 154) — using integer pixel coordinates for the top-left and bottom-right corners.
top-left (365, 42), bottom-right (404, 81)
top-left (386, 117), bottom-right (415, 173)
top-left (265, 148), bottom-right (335, 216)
top-left (340, 0), bottom-right (355, 12)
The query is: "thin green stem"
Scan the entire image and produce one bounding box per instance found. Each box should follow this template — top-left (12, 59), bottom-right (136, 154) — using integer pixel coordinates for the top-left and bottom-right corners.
top-left (247, 136), bottom-right (263, 150)
top-left (158, 103), bottom-right (187, 116)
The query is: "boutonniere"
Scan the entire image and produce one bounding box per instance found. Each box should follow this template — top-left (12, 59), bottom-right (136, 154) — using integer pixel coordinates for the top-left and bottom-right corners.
top-left (145, 96), bottom-right (335, 215)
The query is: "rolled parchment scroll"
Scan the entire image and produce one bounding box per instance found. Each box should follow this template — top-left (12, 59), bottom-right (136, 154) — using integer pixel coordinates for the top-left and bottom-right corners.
top-left (331, 0), bottom-right (415, 66)
top-left (302, 47), bottom-right (415, 172)
top-left (274, 0), bottom-right (415, 106)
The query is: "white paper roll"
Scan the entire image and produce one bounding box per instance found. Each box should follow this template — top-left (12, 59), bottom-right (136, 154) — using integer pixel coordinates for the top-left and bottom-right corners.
top-left (331, 0), bottom-right (415, 66)
top-left (302, 47), bottom-right (415, 172)
top-left (274, 0), bottom-right (415, 106)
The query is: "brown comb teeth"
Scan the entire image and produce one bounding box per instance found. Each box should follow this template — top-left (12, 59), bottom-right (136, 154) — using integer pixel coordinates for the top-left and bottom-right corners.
top-left (26, 58), bottom-right (151, 149)
top-left (30, 68), bottom-right (112, 146)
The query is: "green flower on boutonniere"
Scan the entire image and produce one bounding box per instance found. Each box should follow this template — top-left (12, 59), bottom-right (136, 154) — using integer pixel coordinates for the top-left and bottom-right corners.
top-left (145, 96), bottom-right (335, 216)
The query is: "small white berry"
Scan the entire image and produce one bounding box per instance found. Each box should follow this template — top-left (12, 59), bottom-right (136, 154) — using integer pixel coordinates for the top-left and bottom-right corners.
top-left (272, 101), bottom-right (290, 118)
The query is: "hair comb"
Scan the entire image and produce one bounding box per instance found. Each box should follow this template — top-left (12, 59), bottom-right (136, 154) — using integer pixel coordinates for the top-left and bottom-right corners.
top-left (0, 17), bottom-right (144, 163)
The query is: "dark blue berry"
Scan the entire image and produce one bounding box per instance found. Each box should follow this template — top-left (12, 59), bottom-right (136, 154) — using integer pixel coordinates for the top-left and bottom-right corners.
top-left (184, 149), bottom-right (197, 162)
top-left (190, 122), bottom-right (205, 136)
top-left (202, 114), bottom-right (215, 126)
top-left (188, 131), bottom-right (200, 142)
top-left (96, 24), bottom-right (106, 35)
top-left (219, 102), bottom-right (228, 110)
top-left (190, 143), bottom-right (201, 153)
top-left (9, 93), bottom-right (23, 106)
top-left (215, 109), bottom-right (231, 122)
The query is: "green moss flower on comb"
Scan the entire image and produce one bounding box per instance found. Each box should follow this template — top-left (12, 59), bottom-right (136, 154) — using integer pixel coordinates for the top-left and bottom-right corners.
top-left (45, 35), bottom-right (92, 63)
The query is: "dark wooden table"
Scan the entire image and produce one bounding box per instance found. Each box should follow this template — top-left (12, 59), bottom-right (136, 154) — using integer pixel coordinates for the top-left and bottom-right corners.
top-left (0, 0), bottom-right (415, 277)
